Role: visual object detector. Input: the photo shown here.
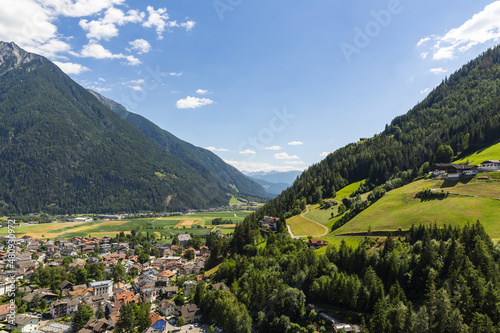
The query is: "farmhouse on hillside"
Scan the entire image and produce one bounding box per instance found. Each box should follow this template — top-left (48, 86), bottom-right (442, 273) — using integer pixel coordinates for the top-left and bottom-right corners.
top-left (258, 216), bottom-right (280, 230)
top-left (431, 163), bottom-right (478, 179)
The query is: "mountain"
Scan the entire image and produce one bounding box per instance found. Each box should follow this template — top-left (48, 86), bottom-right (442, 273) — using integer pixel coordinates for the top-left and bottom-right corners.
top-left (255, 45), bottom-right (500, 219)
top-left (0, 42), bottom-right (244, 214)
top-left (246, 177), bottom-right (290, 196)
top-left (88, 90), bottom-right (271, 199)
top-left (244, 170), bottom-right (301, 185)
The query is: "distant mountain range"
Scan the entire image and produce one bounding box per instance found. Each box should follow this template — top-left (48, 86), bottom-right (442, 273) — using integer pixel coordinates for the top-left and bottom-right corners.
top-left (0, 41), bottom-right (269, 214)
top-left (244, 171), bottom-right (302, 196)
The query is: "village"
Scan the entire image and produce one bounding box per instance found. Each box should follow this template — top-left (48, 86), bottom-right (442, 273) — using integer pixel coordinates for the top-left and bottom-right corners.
top-left (0, 232), bottom-right (227, 333)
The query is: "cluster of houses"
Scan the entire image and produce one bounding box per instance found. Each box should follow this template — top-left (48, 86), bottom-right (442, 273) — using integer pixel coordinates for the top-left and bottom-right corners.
top-left (0, 233), bottom-right (219, 333)
top-left (432, 159), bottom-right (500, 179)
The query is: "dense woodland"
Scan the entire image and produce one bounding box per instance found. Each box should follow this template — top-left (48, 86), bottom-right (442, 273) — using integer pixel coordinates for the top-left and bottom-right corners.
top-left (204, 222), bottom-right (500, 332)
top-left (257, 45), bottom-right (500, 219)
top-left (0, 44), bottom-right (236, 215)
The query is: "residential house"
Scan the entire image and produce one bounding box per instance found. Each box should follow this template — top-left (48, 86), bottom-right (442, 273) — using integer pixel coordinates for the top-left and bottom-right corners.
top-left (163, 286), bottom-right (179, 298)
top-left (77, 318), bottom-right (110, 333)
top-left (159, 299), bottom-right (176, 317)
top-left (178, 234), bottom-right (191, 248)
top-left (22, 289), bottom-right (58, 304)
top-left (178, 304), bottom-right (202, 324)
top-left (14, 314), bottom-right (39, 333)
top-left (258, 216), bottom-right (280, 230)
top-left (480, 160), bottom-right (500, 170)
top-left (199, 246), bottom-right (210, 257)
top-left (50, 299), bottom-right (79, 318)
top-left (308, 238), bottom-right (329, 249)
top-left (183, 280), bottom-right (197, 296)
top-left (432, 163), bottom-right (478, 178)
top-left (149, 312), bottom-right (167, 332)
top-left (90, 280), bottom-right (113, 297)
top-left (0, 302), bottom-right (16, 320)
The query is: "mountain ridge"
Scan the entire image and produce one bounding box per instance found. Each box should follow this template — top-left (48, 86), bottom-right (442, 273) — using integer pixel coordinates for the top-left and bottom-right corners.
top-left (88, 90), bottom-right (272, 199)
top-left (0, 42), bottom-right (238, 214)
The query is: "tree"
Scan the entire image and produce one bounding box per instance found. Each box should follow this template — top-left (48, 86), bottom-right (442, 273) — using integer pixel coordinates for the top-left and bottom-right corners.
top-left (136, 303), bottom-right (152, 333)
top-left (72, 304), bottom-right (93, 333)
top-left (110, 263), bottom-right (127, 283)
top-left (177, 316), bottom-right (186, 326)
top-left (208, 326), bottom-right (215, 333)
top-left (436, 145), bottom-right (454, 163)
top-left (115, 304), bottom-right (137, 333)
top-left (150, 247), bottom-right (160, 258)
top-left (96, 302), bottom-right (104, 319)
top-left (184, 249), bottom-right (195, 261)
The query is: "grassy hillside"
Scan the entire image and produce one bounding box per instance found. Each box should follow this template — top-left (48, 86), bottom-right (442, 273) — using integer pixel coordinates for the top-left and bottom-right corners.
top-left (455, 142), bottom-right (500, 165)
top-left (330, 174), bottom-right (500, 238)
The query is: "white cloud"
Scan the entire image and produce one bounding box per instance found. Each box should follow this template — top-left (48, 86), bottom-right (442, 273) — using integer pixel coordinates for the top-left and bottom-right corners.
top-left (430, 67), bottom-right (448, 75)
top-left (76, 41), bottom-right (140, 65)
top-left (284, 161), bottom-right (305, 165)
top-left (181, 21), bottom-right (196, 31)
top-left (206, 147), bottom-right (229, 152)
top-left (417, 37), bottom-right (431, 47)
top-left (170, 72), bottom-right (183, 76)
top-left (319, 152), bottom-right (329, 157)
top-left (265, 146), bottom-right (282, 151)
top-left (420, 88), bottom-right (431, 94)
top-left (239, 149), bottom-right (256, 155)
top-left (41, 0), bottom-right (126, 17)
top-left (79, 19), bottom-right (118, 40)
top-left (98, 77), bottom-right (106, 81)
top-left (0, 0), bottom-right (71, 59)
top-left (79, 8), bottom-right (144, 41)
top-left (196, 89), bottom-right (209, 95)
top-left (142, 6), bottom-right (196, 39)
top-left (274, 152), bottom-right (300, 160)
top-left (420, 2), bottom-right (500, 60)
top-left (420, 52), bottom-right (428, 59)
top-left (224, 160), bottom-right (306, 173)
top-left (142, 6), bottom-right (169, 40)
top-left (176, 96), bottom-right (214, 109)
top-left (53, 61), bottom-right (89, 74)
top-left (288, 141), bottom-right (303, 146)
top-left (129, 39), bottom-right (151, 54)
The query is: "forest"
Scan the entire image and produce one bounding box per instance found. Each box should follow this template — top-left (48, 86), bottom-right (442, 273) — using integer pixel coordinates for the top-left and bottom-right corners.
top-left (255, 45), bottom-right (500, 220)
top-left (205, 221), bottom-right (500, 332)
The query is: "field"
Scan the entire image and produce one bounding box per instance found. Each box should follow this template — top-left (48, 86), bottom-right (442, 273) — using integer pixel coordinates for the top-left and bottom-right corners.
top-left (287, 213), bottom-right (328, 237)
top-left (314, 236), bottom-right (366, 255)
top-left (455, 142), bottom-right (500, 165)
top-left (0, 210), bottom-right (252, 240)
top-left (329, 177), bottom-right (500, 239)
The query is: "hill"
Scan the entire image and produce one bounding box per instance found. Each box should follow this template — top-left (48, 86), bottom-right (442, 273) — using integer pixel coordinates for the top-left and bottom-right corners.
top-left (330, 173), bottom-right (500, 238)
top-left (89, 90), bottom-right (271, 200)
top-left (455, 141), bottom-right (500, 165)
top-left (0, 42), bottom-right (237, 214)
top-left (254, 44), bottom-right (500, 223)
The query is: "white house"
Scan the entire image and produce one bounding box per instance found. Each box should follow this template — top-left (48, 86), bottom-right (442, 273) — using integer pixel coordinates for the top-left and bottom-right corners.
top-left (481, 160), bottom-right (500, 169)
top-left (14, 314), bottom-right (39, 333)
top-left (90, 280), bottom-right (113, 297)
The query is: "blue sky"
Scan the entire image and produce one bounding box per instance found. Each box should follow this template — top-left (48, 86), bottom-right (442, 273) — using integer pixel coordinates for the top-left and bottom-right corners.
top-left (1, 0), bottom-right (500, 172)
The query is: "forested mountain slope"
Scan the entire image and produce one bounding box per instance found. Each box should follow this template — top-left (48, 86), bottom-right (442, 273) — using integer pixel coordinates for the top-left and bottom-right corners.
top-left (89, 90), bottom-right (271, 199)
top-left (257, 45), bottom-right (500, 218)
top-left (0, 42), bottom-right (232, 214)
